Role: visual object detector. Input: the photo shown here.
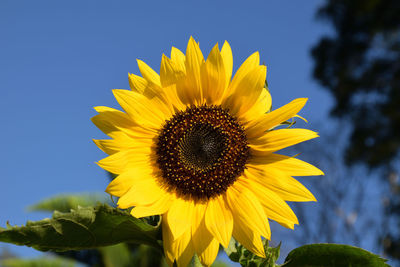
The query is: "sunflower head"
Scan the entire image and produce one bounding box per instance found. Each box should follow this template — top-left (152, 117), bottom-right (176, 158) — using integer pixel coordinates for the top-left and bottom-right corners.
top-left (156, 104), bottom-right (250, 200)
top-left (93, 37), bottom-right (323, 267)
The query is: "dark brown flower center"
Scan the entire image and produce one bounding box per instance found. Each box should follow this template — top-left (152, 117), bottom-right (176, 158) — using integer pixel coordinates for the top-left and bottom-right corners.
top-left (156, 105), bottom-right (249, 200)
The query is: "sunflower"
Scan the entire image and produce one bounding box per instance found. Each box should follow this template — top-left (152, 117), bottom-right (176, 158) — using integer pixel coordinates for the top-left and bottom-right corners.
top-left (92, 37), bottom-right (323, 267)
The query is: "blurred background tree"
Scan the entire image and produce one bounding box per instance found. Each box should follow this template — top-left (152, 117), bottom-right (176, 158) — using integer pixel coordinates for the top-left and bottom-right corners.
top-left (311, 0), bottom-right (400, 260)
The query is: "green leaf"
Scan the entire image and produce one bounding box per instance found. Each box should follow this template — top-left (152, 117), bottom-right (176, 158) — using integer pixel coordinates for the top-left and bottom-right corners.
top-left (225, 238), bottom-right (280, 267)
top-left (0, 204), bottom-right (161, 252)
top-left (210, 260), bottom-right (231, 267)
top-left (27, 193), bottom-right (109, 213)
top-left (131, 244), bottom-right (168, 267)
top-left (0, 257), bottom-right (76, 267)
top-left (282, 244), bottom-right (390, 267)
top-left (99, 243), bottom-right (132, 267)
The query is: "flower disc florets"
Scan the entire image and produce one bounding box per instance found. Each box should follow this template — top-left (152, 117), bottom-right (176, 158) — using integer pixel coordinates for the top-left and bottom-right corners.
top-left (156, 105), bottom-right (250, 200)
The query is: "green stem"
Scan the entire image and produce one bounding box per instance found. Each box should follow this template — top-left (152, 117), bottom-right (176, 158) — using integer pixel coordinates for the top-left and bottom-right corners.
top-left (191, 254), bottom-right (203, 267)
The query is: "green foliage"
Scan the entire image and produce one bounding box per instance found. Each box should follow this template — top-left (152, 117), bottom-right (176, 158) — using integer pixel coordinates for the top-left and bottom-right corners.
top-left (282, 244), bottom-right (390, 267)
top-left (0, 257), bottom-right (76, 267)
top-left (0, 204), bottom-right (161, 252)
top-left (224, 241), bottom-right (390, 267)
top-left (27, 193), bottom-right (109, 213)
top-left (191, 254), bottom-right (202, 267)
top-left (225, 239), bottom-right (280, 267)
top-left (2, 195), bottom-right (391, 267)
top-left (99, 243), bottom-right (132, 267)
top-left (211, 260), bottom-right (231, 267)
top-left (130, 244), bottom-right (167, 267)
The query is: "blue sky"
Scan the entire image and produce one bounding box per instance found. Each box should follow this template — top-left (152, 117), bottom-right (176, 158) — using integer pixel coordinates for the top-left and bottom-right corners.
top-left (0, 0), bottom-right (332, 260)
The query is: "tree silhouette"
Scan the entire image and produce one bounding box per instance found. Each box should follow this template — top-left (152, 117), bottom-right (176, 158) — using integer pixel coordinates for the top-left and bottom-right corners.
top-left (312, 0), bottom-right (400, 167)
top-left (311, 0), bottom-right (400, 260)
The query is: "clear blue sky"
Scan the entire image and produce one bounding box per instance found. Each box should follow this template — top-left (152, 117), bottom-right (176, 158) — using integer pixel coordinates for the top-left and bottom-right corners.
top-left (0, 0), bottom-right (332, 260)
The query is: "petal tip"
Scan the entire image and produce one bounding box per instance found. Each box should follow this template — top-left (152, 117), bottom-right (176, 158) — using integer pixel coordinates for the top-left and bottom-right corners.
top-left (93, 106), bottom-right (103, 112)
top-left (92, 139), bottom-right (100, 146)
top-left (295, 97), bottom-right (309, 107)
top-left (223, 40), bottom-right (231, 47)
top-left (310, 194), bottom-right (317, 202)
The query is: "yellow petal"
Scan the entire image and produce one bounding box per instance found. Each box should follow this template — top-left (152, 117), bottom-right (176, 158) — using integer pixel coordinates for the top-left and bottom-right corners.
top-left (92, 106), bottom-right (156, 139)
top-left (171, 46), bottom-right (186, 72)
top-left (204, 195), bottom-right (233, 248)
top-left (249, 153), bottom-right (324, 176)
top-left (130, 192), bottom-right (174, 218)
top-left (191, 203), bottom-right (211, 254)
top-left (93, 138), bottom-right (125, 155)
top-left (166, 198), bottom-right (195, 240)
top-left (223, 65), bottom-right (267, 117)
top-left (160, 54), bottom-right (186, 88)
top-left (93, 134), bottom-right (151, 155)
top-left (220, 41), bottom-right (233, 86)
top-left (162, 217), bottom-right (175, 266)
top-left (243, 87), bottom-right (272, 121)
top-left (238, 177), bottom-right (298, 227)
top-left (191, 203), bottom-right (207, 231)
top-left (113, 89), bottom-right (170, 129)
top-left (104, 169), bottom-right (140, 197)
top-left (162, 216), bottom-right (196, 267)
top-left (92, 106), bottom-right (134, 136)
top-left (174, 230), bottom-right (195, 267)
top-left (225, 51), bottom-right (259, 98)
top-left (191, 209), bottom-right (220, 266)
top-left (128, 73), bottom-right (147, 93)
top-left (246, 98), bottom-right (308, 139)
top-left (249, 129), bottom-right (319, 154)
top-left (232, 221), bottom-right (265, 258)
top-left (246, 166), bottom-right (316, 202)
top-left (183, 36), bottom-right (204, 103)
top-left (201, 43), bottom-right (226, 104)
top-left (191, 205), bottom-right (219, 266)
top-left (164, 216), bottom-right (195, 267)
top-left (97, 147), bottom-right (152, 174)
top-left (163, 84), bottom-right (186, 112)
top-left (198, 238), bottom-right (219, 267)
top-left (128, 72), bottom-right (165, 100)
top-left (137, 59), bottom-right (161, 87)
top-left (117, 176), bottom-right (164, 208)
top-left (226, 183), bottom-right (271, 239)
